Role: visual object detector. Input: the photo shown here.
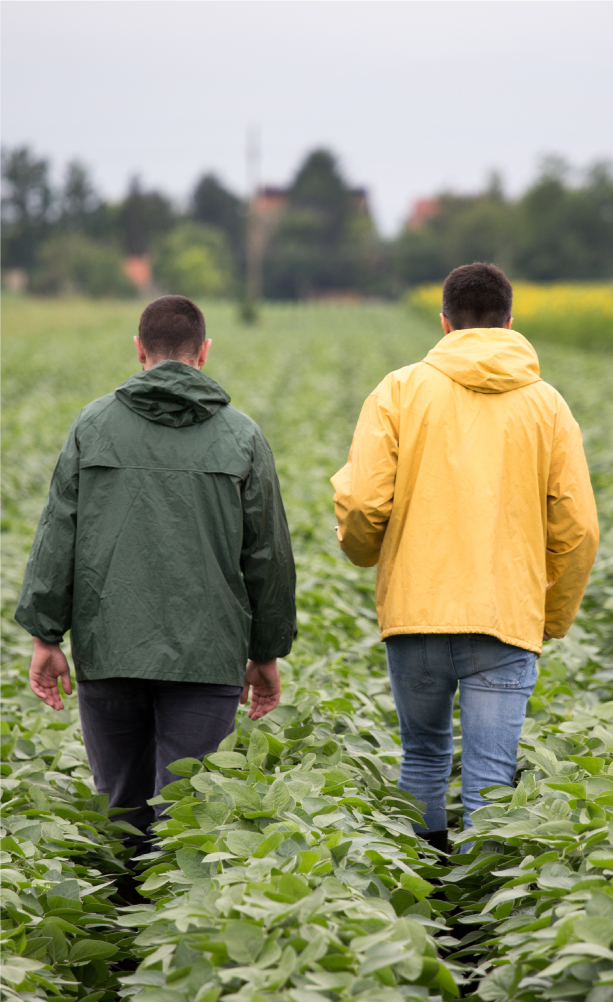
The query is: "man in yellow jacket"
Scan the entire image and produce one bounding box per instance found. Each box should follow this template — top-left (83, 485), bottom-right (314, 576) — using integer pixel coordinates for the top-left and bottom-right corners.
top-left (332, 262), bottom-right (599, 852)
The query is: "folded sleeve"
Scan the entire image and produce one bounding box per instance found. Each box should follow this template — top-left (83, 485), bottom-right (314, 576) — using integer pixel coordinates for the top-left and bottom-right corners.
top-left (241, 427), bottom-right (297, 661)
top-left (15, 423), bottom-right (80, 643)
top-left (331, 373), bottom-right (399, 567)
top-left (545, 400), bottom-right (599, 638)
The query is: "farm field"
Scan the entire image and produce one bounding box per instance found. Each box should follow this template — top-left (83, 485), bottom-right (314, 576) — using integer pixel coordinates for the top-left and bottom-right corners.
top-left (2, 295), bottom-right (613, 1002)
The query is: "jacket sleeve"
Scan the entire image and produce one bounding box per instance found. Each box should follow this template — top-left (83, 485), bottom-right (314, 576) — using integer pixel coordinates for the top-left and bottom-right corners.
top-left (331, 374), bottom-right (399, 567)
top-left (545, 399), bottom-right (599, 638)
top-left (15, 423), bottom-right (80, 643)
top-left (241, 428), bottom-right (297, 661)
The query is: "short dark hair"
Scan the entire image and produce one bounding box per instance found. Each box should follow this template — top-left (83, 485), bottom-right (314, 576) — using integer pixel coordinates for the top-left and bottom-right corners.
top-left (442, 263), bottom-right (513, 330)
top-left (138, 295), bottom-right (206, 359)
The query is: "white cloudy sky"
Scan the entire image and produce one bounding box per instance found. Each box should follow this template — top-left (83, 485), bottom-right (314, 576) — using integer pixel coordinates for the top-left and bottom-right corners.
top-left (2, 0), bottom-right (612, 234)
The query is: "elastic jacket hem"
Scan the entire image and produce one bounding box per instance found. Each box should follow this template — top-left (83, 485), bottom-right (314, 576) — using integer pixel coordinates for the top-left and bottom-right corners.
top-left (74, 665), bottom-right (248, 685)
top-left (380, 625), bottom-right (543, 656)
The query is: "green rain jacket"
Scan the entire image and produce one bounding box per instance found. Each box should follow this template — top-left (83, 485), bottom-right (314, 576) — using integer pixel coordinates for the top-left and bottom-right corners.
top-left (16, 361), bottom-right (297, 685)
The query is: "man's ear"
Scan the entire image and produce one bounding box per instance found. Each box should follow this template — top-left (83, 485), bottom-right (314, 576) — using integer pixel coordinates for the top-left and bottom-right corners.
top-left (503, 317), bottom-right (514, 329)
top-left (134, 335), bottom-right (147, 366)
top-left (197, 339), bottom-right (212, 368)
top-left (440, 314), bottom-right (454, 335)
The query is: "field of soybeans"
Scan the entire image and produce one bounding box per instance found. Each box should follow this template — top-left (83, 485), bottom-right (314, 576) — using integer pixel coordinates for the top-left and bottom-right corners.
top-left (2, 294), bottom-right (613, 1002)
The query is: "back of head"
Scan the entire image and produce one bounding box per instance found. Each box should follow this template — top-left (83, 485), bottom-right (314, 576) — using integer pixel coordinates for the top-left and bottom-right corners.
top-left (442, 262), bottom-right (512, 330)
top-left (139, 295), bottom-right (206, 362)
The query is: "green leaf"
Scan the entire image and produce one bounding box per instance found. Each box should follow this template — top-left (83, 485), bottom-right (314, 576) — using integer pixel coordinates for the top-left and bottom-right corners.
top-left (166, 757), bottom-right (203, 777)
top-left (320, 698), bottom-right (353, 714)
top-left (132, 991), bottom-right (186, 1002)
top-left (573, 915), bottom-right (613, 947)
top-left (192, 802), bottom-right (229, 830)
top-left (247, 729), bottom-right (269, 762)
top-left (435, 961), bottom-right (460, 997)
top-left (400, 872), bottom-right (434, 902)
top-left (262, 778), bottom-right (291, 814)
top-left (360, 940), bottom-right (413, 975)
top-left (217, 730), bottom-right (238, 752)
top-left (224, 830), bottom-right (265, 856)
top-left (223, 920), bottom-right (264, 963)
top-left (40, 921), bottom-right (68, 962)
top-left (175, 848), bottom-right (210, 878)
top-left (478, 964), bottom-right (522, 1001)
top-left (159, 779), bottom-right (193, 800)
top-left (51, 878), bottom-right (80, 899)
top-left (588, 849), bottom-right (613, 868)
top-left (0, 955), bottom-right (45, 984)
top-left (322, 769), bottom-right (350, 792)
top-left (253, 831), bottom-right (286, 857)
top-left (68, 939), bottom-right (119, 964)
top-left (221, 780), bottom-right (261, 810)
top-left (543, 780), bottom-right (587, 799)
top-left (206, 751), bottom-right (247, 770)
top-left (569, 754), bottom-right (605, 774)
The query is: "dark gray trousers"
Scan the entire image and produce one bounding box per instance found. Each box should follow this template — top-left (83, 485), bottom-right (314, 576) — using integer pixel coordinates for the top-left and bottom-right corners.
top-left (78, 678), bottom-right (242, 837)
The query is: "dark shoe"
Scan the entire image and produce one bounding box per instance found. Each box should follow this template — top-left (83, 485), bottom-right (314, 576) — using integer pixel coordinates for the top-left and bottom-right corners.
top-left (423, 829), bottom-right (449, 854)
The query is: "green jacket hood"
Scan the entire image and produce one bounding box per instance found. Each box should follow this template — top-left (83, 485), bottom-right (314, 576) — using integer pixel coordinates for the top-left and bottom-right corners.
top-left (424, 327), bottom-right (541, 394)
top-left (115, 360), bottom-right (231, 427)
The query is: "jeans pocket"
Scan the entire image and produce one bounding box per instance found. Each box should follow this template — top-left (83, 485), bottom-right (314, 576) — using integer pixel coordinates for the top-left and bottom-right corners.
top-left (469, 635), bottom-right (538, 690)
top-left (386, 634), bottom-right (434, 691)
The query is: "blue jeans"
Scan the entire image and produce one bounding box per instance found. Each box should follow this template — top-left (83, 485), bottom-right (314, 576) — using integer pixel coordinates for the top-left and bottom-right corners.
top-left (386, 634), bottom-right (537, 837)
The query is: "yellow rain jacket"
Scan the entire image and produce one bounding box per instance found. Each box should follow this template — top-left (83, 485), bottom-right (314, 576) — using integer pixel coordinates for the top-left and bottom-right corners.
top-left (332, 328), bottom-right (599, 654)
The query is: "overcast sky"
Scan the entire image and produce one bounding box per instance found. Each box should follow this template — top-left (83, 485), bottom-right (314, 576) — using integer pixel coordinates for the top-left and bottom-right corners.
top-left (3, 0), bottom-right (613, 234)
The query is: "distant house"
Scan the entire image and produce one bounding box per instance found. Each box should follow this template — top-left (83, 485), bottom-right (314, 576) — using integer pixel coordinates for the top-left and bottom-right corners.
top-left (252, 185), bottom-right (370, 218)
top-left (123, 255), bottom-right (153, 293)
top-left (406, 198), bottom-right (440, 230)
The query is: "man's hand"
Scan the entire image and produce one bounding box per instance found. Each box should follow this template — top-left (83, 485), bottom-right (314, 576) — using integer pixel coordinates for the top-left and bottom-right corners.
top-left (29, 638), bottom-right (72, 710)
top-left (543, 631), bottom-right (551, 642)
top-left (240, 659), bottom-right (281, 720)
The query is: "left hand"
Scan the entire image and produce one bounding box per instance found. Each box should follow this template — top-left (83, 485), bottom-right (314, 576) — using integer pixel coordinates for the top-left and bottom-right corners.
top-left (240, 659), bottom-right (281, 720)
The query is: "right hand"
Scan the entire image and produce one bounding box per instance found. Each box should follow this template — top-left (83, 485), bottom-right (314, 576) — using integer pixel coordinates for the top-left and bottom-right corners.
top-left (29, 637), bottom-right (73, 710)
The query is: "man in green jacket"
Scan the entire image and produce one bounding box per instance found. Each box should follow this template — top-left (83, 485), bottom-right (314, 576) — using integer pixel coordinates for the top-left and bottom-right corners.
top-left (16, 295), bottom-right (296, 844)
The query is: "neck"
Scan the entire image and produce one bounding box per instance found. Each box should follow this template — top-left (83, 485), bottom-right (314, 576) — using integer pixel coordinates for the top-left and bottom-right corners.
top-left (143, 357), bottom-right (198, 371)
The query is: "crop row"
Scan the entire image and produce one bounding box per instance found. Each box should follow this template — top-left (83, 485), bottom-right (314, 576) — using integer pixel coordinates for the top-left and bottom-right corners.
top-left (1, 527), bottom-right (612, 1002)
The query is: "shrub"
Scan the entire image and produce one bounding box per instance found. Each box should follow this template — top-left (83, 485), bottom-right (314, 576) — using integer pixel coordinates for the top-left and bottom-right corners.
top-left (152, 222), bottom-right (234, 298)
top-left (31, 233), bottom-right (134, 298)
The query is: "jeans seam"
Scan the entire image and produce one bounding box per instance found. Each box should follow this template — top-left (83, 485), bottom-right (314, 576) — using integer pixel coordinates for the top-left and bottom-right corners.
top-left (448, 634), bottom-right (460, 680)
top-left (419, 635), bottom-right (430, 683)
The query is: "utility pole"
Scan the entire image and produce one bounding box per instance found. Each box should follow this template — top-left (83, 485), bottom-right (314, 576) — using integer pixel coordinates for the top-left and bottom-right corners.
top-left (245, 128), bottom-right (261, 308)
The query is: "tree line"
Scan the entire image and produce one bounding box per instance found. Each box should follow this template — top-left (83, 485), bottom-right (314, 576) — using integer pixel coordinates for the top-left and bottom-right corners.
top-left (2, 145), bottom-right (612, 299)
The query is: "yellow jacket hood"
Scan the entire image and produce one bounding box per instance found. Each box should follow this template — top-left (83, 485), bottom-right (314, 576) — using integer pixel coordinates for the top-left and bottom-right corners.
top-left (425, 328), bottom-right (541, 394)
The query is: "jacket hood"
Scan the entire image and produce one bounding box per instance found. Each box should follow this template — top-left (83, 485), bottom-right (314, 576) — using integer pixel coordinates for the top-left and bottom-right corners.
top-left (115, 360), bottom-right (231, 427)
top-left (424, 328), bottom-right (541, 394)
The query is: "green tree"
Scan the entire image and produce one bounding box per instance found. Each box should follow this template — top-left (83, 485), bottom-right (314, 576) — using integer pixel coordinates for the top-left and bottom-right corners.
top-left (394, 158), bottom-right (613, 288)
top-left (60, 161), bottom-right (101, 227)
top-left (514, 157), bottom-right (613, 280)
top-left (394, 187), bottom-right (514, 287)
top-left (1, 145), bottom-right (54, 269)
top-left (117, 177), bottom-right (175, 255)
top-left (153, 222), bottom-right (233, 298)
top-left (191, 173), bottom-right (244, 258)
top-left (264, 149), bottom-right (377, 298)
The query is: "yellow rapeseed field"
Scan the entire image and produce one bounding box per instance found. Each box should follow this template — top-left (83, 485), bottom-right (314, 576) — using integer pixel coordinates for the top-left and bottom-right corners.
top-left (407, 282), bottom-right (613, 349)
